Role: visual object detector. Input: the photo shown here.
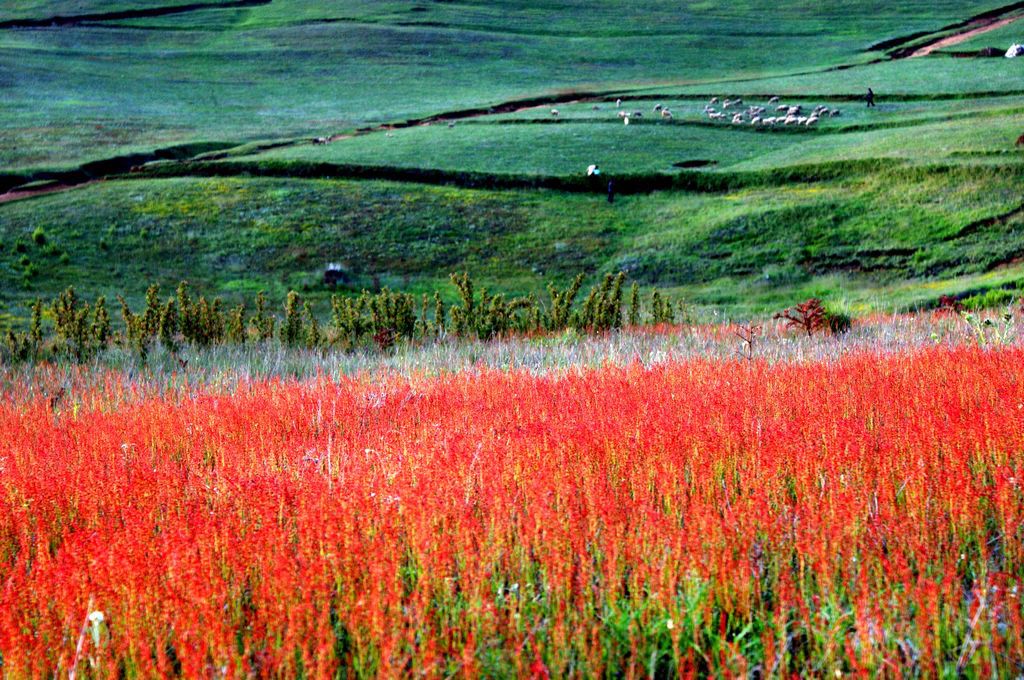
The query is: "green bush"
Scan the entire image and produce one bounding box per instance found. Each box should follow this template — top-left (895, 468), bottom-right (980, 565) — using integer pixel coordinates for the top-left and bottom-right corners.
top-left (963, 288), bottom-right (1017, 311)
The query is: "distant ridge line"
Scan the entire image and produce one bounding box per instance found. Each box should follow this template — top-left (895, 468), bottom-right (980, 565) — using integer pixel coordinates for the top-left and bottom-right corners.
top-left (0, 0), bottom-right (271, 29)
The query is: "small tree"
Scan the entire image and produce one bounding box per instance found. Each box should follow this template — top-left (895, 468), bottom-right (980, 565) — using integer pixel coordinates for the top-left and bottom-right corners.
top-left (628, 283), bottom-right (641, 327)
top-left (775, 298), bottom-right (827, 337)
top-left (281, 291), bottom-right (303, 347)
top-left (732, 322), bottom-right (762, 360)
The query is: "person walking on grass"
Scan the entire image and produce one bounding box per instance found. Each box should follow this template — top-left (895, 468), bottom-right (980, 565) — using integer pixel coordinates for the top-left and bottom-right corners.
top-left (866, 87), bottom-right (876, 108)
top-left (607, 179), bottom-right (615, 204)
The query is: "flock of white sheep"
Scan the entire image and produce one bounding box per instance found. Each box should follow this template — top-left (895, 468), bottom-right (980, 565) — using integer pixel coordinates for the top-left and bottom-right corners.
top-left (562, 96), bottom-right (843, 128)
top-left (701, 96), bottom-right (841, 127)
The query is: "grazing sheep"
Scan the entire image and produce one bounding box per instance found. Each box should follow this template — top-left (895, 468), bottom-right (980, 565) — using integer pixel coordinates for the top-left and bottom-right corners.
top-left (829, 109), bottom-right (841, 117)
top-left (661, 108), bottom-right (673, 119)
top-left (447, 122), bottom-right (455, 128)
top-left (722, 99), bottom-right (733, 110)
top-left (787, 106), bottom-right (802, 116)
top-left (653, 104), bottom-right (663, 112)
top-left (768, 96), bottom-right (780, 104)
top-left (618, 110), bottom-right (628, 118)
top-left (710, 97), bottom-right (719, 104)
top-left (751, 117), bottom-right (762, 125)
top-left (631, 111), bottom-right (643, 118)
top-left (313, 136), bottom-right (329, 144)
top-left (551, 108), bottom-right (559, 116)
top-left (777, 105), bottom-right (789, 112)
top-left (805, 116), bottom-right (819, 126)
top-left (732, 113), bottom-right (744, 124)
top-left (616, 98), bottom-right (622, 107)
top-left (709, 112), bottom-right (725, 120)
top-left (623, 116), bottom-right (630, 126)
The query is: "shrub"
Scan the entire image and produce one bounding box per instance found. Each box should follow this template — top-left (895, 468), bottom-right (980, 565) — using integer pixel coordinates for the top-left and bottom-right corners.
top-left (281, 291), bottom-right (304, 347)
top-left (963, 288), bottom-right (1016, 311)
top-left (775, 298), bottom-right (827, 337)
top-left (32, 227), bottom-right (46, 246)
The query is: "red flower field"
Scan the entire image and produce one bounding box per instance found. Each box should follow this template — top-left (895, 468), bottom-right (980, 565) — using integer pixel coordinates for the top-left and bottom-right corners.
top-left (2, 346), bottom-right (1023, 676)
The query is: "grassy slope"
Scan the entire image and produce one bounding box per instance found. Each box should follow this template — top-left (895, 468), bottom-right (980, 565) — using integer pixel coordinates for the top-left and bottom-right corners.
top-left (245, 97), bottom-right (1024, 175)
top-left (4, 2), bottom-right (1024, 321)
top-left (3, 170), bottom-right (1024, 322)
top-left (0, 0), bottom-right (242, 22)
top-left (0, 0), bottom-right (1010, 172)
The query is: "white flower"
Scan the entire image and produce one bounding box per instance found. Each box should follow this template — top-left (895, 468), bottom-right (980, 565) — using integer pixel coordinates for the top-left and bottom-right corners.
top-left (666, 618), bottom-right (674, 630)
top-left (88, 611), bottom-right (105, 625)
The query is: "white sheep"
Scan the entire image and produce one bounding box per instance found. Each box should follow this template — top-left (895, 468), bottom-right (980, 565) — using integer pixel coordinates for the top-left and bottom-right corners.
top-left (709, 112), bottom-right (725, 120)
top-left (661, 108), bottom-right (673, 119)
top-left (551, 108), bottom-right (559, 116)
top-left (623, 116), bottom-right (630, 126)
top-left (653, 104), bottom-right (662, 112)
top-left (750, 117), bottom-right (762, 125)
top-left (616, 98), bottom-right (622, 108)
top-left (805, 116), bottom-right (819, 126)
top-left (710, 97), bottom-right (719, 104)
top-left (768, 96), bottom-right (780, 104)
top-left (776, 105), bottom-right (789, 112)
top-left (829, 109), bottom-right (841, 117)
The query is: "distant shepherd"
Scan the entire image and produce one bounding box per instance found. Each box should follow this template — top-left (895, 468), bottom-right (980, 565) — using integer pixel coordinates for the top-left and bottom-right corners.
top-left (866, 88), bottom-right (876, 108)
top-left (607, 179), bottom-right (615, 204)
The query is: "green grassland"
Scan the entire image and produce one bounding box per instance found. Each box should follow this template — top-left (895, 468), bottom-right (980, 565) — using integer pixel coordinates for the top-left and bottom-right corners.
top-left (3, 164), bottom-right (1024, 320)
top-left (0, 0), bottom-right (1012, 172)
top-left (4, 0), bottom-right (1024, 323)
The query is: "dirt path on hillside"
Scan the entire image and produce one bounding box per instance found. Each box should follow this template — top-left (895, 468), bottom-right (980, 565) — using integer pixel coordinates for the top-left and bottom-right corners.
top-left (907, 15), bottom-right (1023, 57)
top-left (0, 180), bottom-right (98, 204)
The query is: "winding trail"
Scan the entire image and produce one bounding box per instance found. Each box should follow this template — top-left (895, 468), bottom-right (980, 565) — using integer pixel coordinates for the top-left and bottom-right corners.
top-left (0, 181), bottom-right (98, 205)
top-left (907, 14), bottom-right (1024, 57)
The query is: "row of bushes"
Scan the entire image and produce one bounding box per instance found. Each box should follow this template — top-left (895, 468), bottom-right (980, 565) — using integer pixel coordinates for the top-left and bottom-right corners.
top-left (3, 273), bottom-right (683, 364)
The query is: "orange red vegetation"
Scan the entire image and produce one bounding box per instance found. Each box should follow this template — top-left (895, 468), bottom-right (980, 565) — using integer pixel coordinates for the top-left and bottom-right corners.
top-left (1, 346), bottom-right (1023, 676)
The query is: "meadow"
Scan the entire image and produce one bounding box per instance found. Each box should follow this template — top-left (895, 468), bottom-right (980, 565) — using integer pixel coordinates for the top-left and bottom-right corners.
top-left (2, 315), bottom-right (1023, 676)
top-left (5, 1), bottom-right (1024, 676)
top-left (7, 2), bottom-right (1024, 318)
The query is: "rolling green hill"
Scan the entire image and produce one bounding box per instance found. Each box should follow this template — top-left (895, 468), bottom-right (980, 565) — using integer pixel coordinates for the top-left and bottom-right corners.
top-left (3, 0), bottom-right (1024, 323)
